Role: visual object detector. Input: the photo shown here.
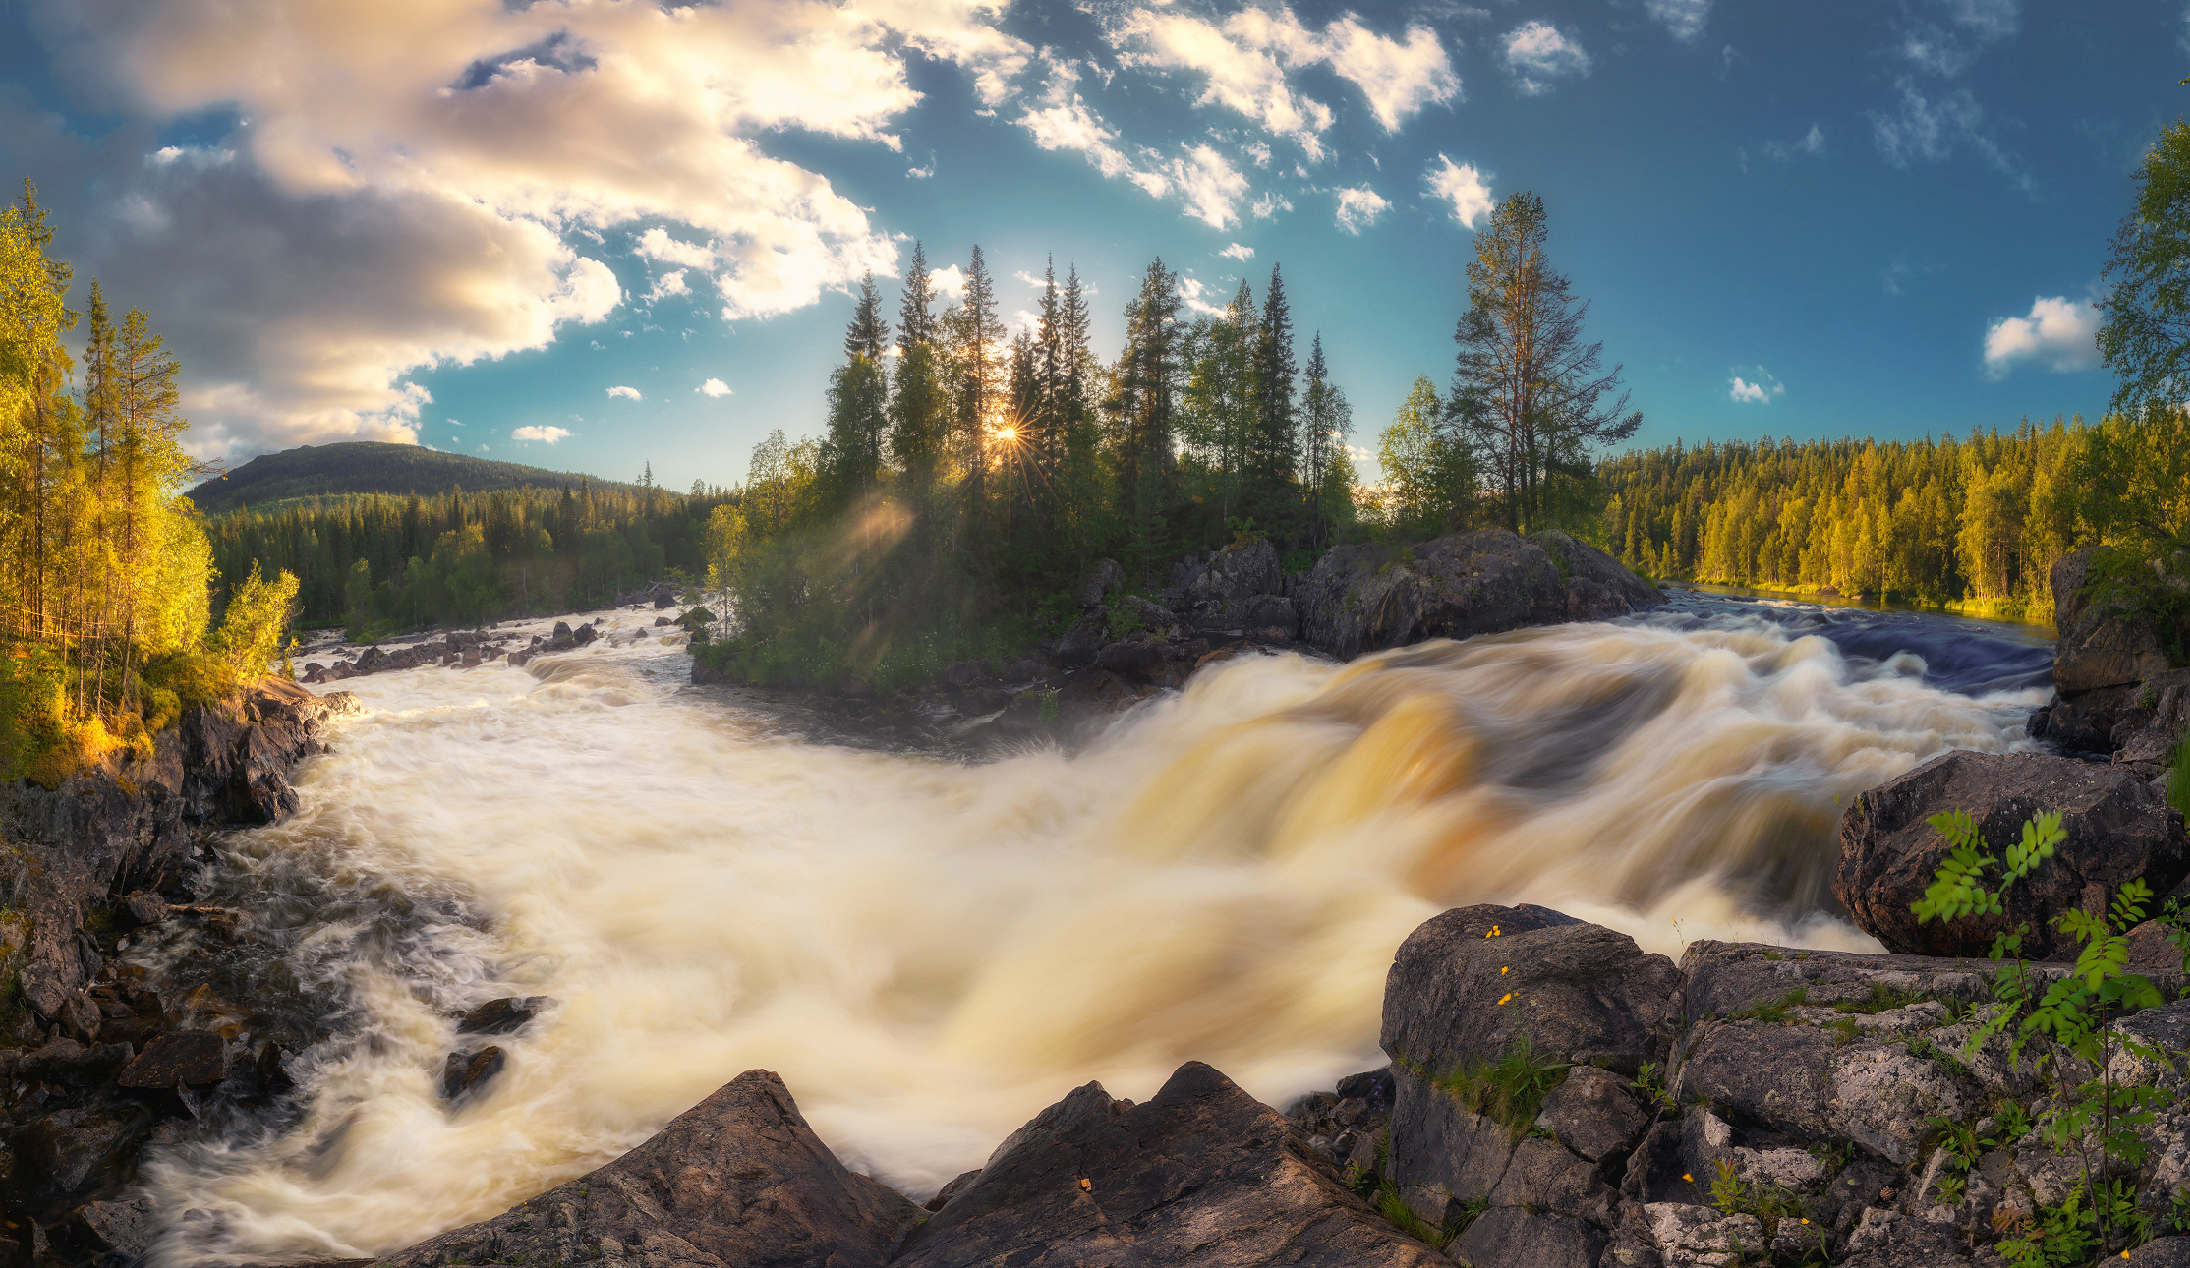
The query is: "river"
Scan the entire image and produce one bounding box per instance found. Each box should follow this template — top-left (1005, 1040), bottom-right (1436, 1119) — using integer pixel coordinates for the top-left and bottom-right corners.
top-left (129, 594), bottom-right (2052, 1263)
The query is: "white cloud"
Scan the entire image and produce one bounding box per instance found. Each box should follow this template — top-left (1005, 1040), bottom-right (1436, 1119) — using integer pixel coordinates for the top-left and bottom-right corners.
top-left (1871, 79), bottom-right (2027, 188)
top-left (645, 269), bottom-right (690, 302)
top-left (1983, 296), bottom-right (2100, 377)
top-left (512, 425), bottom-right (572, 442)
top-left (928, 263), bottom-right (968, 305)
top-left (19, 0), bottom-right (1040, 456)
top-left (1251, 192), bottom-right (1293, 220)
top-left (606, 385), bottom-right (642, 400)
top-left (1728, 372), bottom-right (1784, 404)
top-left (1158, 144), bottom-right (1251, 229)
top-left (1177, 275), bottom-right (1227, 318)
top-left (1503, 22), bottom-right (1591, 96)
top-left (906, 163), bottom-right (934, 179)
top-left (1107, 5), bottom-right (1457, 156)
top-left (698, 377), bottom-right (732, 397)
top-left (1762, 125), bottom-right (1825, 163)
top-left (1644, 0), bottom-right (1711, 43)
top-left (1219, 242), bottom-right (1255, 259)
top-left (1334, 185), bottom-right (1389, 234)
top-left (1426, 154), bottom-right (1493, 228)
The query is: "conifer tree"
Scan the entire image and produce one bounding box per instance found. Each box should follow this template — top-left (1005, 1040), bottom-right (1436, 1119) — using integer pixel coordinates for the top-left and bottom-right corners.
top-left (844, 272), bottom-right (890, 365)
top-left (1250, 262), bottom-right (1298, 487)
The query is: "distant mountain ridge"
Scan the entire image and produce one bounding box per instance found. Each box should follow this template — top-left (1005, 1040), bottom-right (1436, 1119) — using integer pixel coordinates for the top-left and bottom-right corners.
top-left (187, 441), bottom-right (644, 515)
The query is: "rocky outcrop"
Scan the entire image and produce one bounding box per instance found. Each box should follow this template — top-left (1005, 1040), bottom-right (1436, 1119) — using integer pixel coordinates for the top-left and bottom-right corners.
top-left (898, 1061), bottom-right (1445, 1267)
top-left (1165, 539), bottom-right (1302, 641)
top-left (1833, 749), bottom-right (2189, 960)
top-left (1293, 529), bottom-right (1662, 660)
top-left (2032, 546), bottom-right (2190, 770)
top-left (377, 1070), bottom-right (920, 1268)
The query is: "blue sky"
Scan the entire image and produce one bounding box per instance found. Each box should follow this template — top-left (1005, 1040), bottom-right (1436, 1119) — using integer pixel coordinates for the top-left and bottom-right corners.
top-left (0, 0), bottom-right (2181, 489)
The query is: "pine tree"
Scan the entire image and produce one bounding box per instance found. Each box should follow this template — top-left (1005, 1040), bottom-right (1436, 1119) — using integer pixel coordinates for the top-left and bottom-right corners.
top-left (897, 241), bottom-right (935, 357)
top-left (844, 271), bottom-right (890, 365)
top-left (1250, 262), bottom-right (1298, 486)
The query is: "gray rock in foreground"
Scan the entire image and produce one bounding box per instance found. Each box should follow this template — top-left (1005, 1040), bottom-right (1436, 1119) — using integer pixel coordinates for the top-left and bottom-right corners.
top-left (374, 1070), bottom-right (918, 1268)
top-left (897, 1060), bottom-right (1443, 1268)
top-left (1834, 749), bottom-right (2189, 961)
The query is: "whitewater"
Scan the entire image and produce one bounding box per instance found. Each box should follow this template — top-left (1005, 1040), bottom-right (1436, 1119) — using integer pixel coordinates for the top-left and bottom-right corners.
top-left (130, 596), bottom-right (2052, 1262)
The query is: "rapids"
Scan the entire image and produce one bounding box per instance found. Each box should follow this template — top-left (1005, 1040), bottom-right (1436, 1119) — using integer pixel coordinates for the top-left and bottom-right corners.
top-left (136, 597), bottom-right (2051, 1262)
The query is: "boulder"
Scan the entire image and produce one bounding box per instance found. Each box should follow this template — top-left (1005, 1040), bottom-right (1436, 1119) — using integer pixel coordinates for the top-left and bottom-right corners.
top-left (1834, 750), bottom-right (2190, 961)
top-left (1178, 538), bottom-right (1284, 607)
top-left (1054, 611), bottom-right (1109, 668)
top-left (1293, 529), bottom-right (1570, 660)
top-left (376, 1070), bottom-right (917, 1268)
top-left (894, 1061), bottom-right (1446, 1267)
top-left (442, 1046), bottom-right (506, 1100)
top-left (1073, 557), bottom-right (1126, 609)
top-left (117, 1029), bottom-right (227, 1088)
top-left (1380, 903), bottom-right (1678, 1078)
top-left (456, 996), bottom-right (552, 1036)
top-left (1528, 530), bottom-right (1665, 621)
top-left (2052, 546), bottom-right (2178, 694)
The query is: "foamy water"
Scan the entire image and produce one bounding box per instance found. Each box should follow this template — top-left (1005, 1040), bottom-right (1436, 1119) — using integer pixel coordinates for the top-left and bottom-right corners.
top-left (139, 604), bottom-right (2047, 1262)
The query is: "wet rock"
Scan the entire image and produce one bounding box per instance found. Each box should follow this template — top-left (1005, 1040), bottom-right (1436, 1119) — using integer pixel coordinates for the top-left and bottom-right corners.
top-left (377, 1070), bottom-right (916, 1268)
top-left (17, 1107), bottom-right (137, 1195)
top-left (654, 615), bottom-right (674, 627)
top-left (571, 624), bottom-right (599, 647)
top-left (1093, 631), bottom-right (1170, 683)
top-left (1380, 902), bottom-right (1678, 1078)
top-left (19, 1036), bottom-right (134, 1084)
top-left (441, 1046), bottom-right (506, 1100)
top-left (71, 1195), bottom-right (160, 1256)
top-left (122, 891), bottom-right (171, 925)
top-left (1054, 611), bottom-right (1110, 669)
top-left (895, 1061), bottom-right (1446, 1267)
top-left (118, 1029), bottom-right (228, 1088)
top-left (1294, 529), bottom-right (1572, 659)
top-left (1335, 1067), bottom-right (1395, 1111)
top-left (455, 996), bottom-right (552, 1036)
top-left (1834, 750), bottom-right (2190, 960)
top-left (944, 660), bottom-right (993, 689)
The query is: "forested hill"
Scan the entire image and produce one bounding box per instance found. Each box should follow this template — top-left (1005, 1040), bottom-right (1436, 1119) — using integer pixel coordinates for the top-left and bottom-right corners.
top-left (187, 441), bottom-right (640, 514)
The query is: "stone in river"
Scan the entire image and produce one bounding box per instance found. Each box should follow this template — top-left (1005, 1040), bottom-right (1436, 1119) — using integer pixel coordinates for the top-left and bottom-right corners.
top-left (442, 1046), bottom-right (506, 1100)
top-left (456, 996), bottom-right (553, 1036)
top-left (117, 1029), bottom-right (227, 1088)
top-left (376, 1069), bottom-right (916, 1268)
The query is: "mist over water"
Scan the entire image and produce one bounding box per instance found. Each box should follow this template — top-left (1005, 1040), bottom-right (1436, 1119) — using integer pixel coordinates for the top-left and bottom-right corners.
top-left (139, 601), bottom-right (2049, 1263)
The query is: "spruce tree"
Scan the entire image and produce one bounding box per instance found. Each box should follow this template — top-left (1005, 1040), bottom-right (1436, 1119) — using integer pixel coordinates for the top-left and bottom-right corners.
top-left (1251, 262), bottom-right (1298, 486)
top-left (844, 272), bottom-right (890, 365)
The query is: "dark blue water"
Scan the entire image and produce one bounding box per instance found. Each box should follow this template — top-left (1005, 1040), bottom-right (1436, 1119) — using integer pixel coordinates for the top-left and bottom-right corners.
top-left (1655, 585), bottom-right (2056, 699)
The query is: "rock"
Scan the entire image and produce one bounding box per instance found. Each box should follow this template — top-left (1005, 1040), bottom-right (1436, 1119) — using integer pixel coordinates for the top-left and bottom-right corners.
top-left (944, 660), bottom-right (993, 689)
top-left (1837, 1207), bottom-right (1981, 1267)
top-left (71, 1195), bottom-right (161, 1256)
top-left (442, 1046), bottom-right (506, 1100)
top-left (1094, 632), bottom-right (1171, 683)
top-left (1380, 903), bottom-right (1678, 1078)
top-left (17, 1107), bottom-right (137, 1195)
top-left (1073, 557), bottom-right (1126, 609)
top-left (455, 996), bottom-right (552, 1036)
top-left (894, 1060), bottom-right (1446, 1267)
top-left (1450, 1207), bottom-right (1606, 1268)
top-left (1293, 529), bottom-right (1570, 660)
top-left (1534, 1066), bottom-right (1650, 1165)
top-left (1054, 611), bottom-right (1110, 668)
top-left (1529, 530), bottom-right (1665, 620)
top-left (2133, 1237), bottom-right (2190, 1266)
top-left (117, 1029), bottom-right (228, 1088)
top-left (924, 1169), bottom-right (982, 1213)
top-left (955, 686), bottom-right (1013, 717)
top-left (377, 1070), bottom-right (917, 1268)
top-left (1834, 750), bottom-right (2190, 960)
top-left (2053, 546), bottom-right (2178, 694)
top-left (1173, 539), bottom-right (1287, 631)
top-left (572, 624), bottom-right (599, 646)
top-left (1642, 1203), bottom-right (1765, 1268)
top-left (1336, 1067), bottom-right (1396, 1111)
top-left (122, 890), bottom-right (171, 925)
top-left (655, 615), bottom-right (674, 627)
top-left (19, 1036), bottom-right (134, 1084)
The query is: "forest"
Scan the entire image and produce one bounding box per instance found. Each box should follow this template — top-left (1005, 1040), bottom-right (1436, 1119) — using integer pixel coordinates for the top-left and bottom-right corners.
top-left (0, 186), bottom-right (300, 783)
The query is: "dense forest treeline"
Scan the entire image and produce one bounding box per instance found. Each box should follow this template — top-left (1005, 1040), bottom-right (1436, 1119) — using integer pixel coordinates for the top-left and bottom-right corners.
top-left (186, 440), bottom-right (651, 515)
top-left (208, 481), bottom-right (723, 635)
top-left (1, 186), bottom-right (301, 783)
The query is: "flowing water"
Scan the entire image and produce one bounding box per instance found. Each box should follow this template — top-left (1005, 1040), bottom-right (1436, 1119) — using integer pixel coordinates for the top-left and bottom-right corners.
top-left (133, 596), bottom-right (2052, 1263)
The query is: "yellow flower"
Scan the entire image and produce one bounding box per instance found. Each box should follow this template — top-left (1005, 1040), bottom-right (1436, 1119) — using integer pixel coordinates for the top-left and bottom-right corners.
top-left (1501, 966), bottom-right (1511, 975)
top-left (1497, 993), bottom-right (1513, 1006)
top-left (1486, 925), bottom-right (1502, 937)
top-left (1683, 1173), bottom-right (1693, 1183)
top-left (1800, 1219), bottom-right (1809, 1225)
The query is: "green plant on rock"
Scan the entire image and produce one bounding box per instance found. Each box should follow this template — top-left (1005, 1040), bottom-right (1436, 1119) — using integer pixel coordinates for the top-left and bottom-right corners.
top-left (1912, 807), bottom-right (2172, 1255)
top-left (1436, 1033), bottom-right (1569, 1140)
top-left (1995, 1182), bottom-right (2096, 1268)
top-left (1631, 1061), bottom-right (1677, 1116)
top-left (1706, 1157), bottom-right (1808, 1240)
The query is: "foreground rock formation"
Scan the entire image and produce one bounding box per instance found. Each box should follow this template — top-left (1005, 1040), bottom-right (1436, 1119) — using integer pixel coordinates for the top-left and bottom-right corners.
top-left (0, 679), bottom-right (349, 1264)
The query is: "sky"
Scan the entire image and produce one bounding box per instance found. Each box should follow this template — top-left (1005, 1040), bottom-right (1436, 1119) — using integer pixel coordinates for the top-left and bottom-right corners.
top-left (0, 0), bottom-right (2183, 490)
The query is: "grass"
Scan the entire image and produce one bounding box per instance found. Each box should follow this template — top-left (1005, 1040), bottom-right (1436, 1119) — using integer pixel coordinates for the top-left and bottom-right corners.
top-left (1434, 1034), bottom-right (1570, 1140)
top-left (1831, 982), bottom-right (1927, 1014)
top-left (1730, 987), bottom-right (1809, 1023)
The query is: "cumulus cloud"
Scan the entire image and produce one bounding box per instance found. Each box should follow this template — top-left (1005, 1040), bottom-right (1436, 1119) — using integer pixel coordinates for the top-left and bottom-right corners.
top-left (698, 377), bottom-right (732, 397)
top-left (1761, 125), bottom-right (1824, 162)
top-left (606, 385), bottom-right (642, 400)
top-left (1177, 275), bottom-right (1228, 318)
top-left (1983, 296), bottom-right (2100, 377)
top-left (928, 263), bottom-right (968, 305)
top-left (1107, 4), bottom-right (1457, 154)
top-left (1334, 185), bottom-right (1389, 234)
top-left (645, 269), bottom-right (690, 302)
top-left (1503, 22), bottom-right (1591, 95)
top-left (512, 425), bottom-right (571, 442)
top-left (1252, 192), bottom-right (1293, 220)
top-left (1728, 371), bottom-right (1785, 404)
top-left (1644, 0), bottom-right (1710, 42)
top-left (15, 0), bottom-right (1036, 455)
top-left (1219, 242), bottom-right (1255, 259)
top-left (1426, 154), bottom-right (1493, 228)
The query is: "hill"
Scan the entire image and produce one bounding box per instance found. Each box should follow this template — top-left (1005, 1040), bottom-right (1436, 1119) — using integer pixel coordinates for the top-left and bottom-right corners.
top-left (186, 441), bottom-right (642, 515)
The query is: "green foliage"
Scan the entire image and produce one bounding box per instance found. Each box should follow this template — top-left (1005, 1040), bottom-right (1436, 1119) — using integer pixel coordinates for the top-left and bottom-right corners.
top-left (209, 561), bottom-right (300, 677)
top-left (1707, 1157), bottom-right (1808, 1239)
top-left (1631, 1062), bottom-right (1677, 1116)
top-left (1915, 806), bottom-right (2172, 1254)
top-left (1730, 987), bottom-right (1809, 1023)
top-left (2099, 118), bottom-right (2190, 422)
top-left (1995, 1183), bottom-right (2096, 1268)
top-left (1436, 1034), bottom-right (1569, 1140)
top-left (1831, 981), bottom-right (1931, 1014)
